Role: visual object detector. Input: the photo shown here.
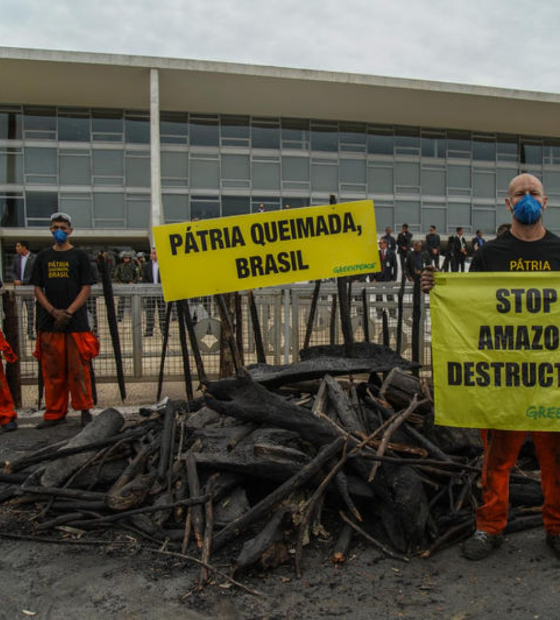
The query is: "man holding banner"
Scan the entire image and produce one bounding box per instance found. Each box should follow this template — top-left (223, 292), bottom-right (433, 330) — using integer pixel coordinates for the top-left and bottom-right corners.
top-left (422, 173), bottom-right (560, 561)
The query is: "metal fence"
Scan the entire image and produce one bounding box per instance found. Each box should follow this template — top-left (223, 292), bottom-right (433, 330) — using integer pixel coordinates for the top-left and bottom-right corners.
top-left (6, 282), bottom-right (430, 385)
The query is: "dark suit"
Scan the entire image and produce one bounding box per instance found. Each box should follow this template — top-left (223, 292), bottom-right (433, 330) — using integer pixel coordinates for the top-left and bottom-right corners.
top-left (405, 250), bottom-right (430, 282)
top-left (396, 230), bottom-right (413, 276)
top-left (425, 233), bottom-right (441, 267)
top-left (448, 234), bottom-right (468, 272)
top-left (142, 261), bottom-right (166, 336)
top-left (373, 248), bottom-right (397, 317)
top-left (10, 251), bottom-right (36, 337)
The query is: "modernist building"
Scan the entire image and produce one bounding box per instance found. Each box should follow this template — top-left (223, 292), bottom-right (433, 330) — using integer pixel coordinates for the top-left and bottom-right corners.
top-left (3, 46), bottom-right (560, 271)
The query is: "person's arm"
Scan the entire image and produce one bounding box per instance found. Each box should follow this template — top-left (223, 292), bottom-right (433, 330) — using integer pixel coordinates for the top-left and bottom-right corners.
top-left (34, 285), bottom-right (67, 329)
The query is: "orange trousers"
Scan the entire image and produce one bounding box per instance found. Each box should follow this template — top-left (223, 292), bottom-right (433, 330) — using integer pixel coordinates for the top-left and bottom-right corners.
top-left (34, 332), bottom-right (99, 420)
top-left (477, 429), bottom-right (560, 536)
top-left (0, 361), bottom-right (16, 425)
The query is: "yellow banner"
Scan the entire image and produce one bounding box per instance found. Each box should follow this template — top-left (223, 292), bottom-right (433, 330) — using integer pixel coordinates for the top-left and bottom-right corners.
top-left (153, 200), bottom-right (379, 300)
top-left (431, 272), bottom-right (560, 431)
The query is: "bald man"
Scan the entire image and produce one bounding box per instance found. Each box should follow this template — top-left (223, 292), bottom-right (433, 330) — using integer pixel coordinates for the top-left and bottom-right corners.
top-left (422, 173), bottom-right (560, 561)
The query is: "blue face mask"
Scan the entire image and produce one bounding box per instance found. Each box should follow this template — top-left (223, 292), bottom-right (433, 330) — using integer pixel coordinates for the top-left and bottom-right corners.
top-left (52, 229), bottom-right (68, 244)
top-left (513, 194), bottom-right (542, 225)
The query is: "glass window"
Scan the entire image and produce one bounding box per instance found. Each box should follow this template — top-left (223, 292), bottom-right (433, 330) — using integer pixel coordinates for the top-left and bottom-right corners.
top-left (0, 195), bottom-right (25, 227)
top-left (368, 166), bottom-right (393, 194)
top-left (282, 156), bottom-right (309, 182)
top-left (59, 152), bottom-right (91, 185)
top-left (374, 204), bottom-right (394, 231)
top-left (161, 151), bottom-right (188, 186)
top-left (395, 162), bottom-right (420, 188)
top-left (521, 141), bottom-right (542, 165)
top-left (422, 206), bottom-right (446, 232)
top-left (421, 133), bottom-right (446, 158)
top-left (252, 118), bottom-right (280, 149)
top-left (221, 154), bottom-right (250, 179)
top-left (92, 149), bottom-right (124, 184)
top-left (160, 112), bottom-right (188, 144)
top-left (0, 149), bottom-right (23, 184)
top-left (447, 165), bottom-right (471, 189)
top-left (282, 198), bottom-right (308, 209)
top-left (447, 132), bottom-right (471, 158)
top-left (543, 142), bottom-right (560, 165)
top-left (23, 107), bottom-right (56, 139)
top-left (125, 155), bottom-right (150, 187)
top-left (0, 108), bottom-right (22, 140)
top-left (396, 200), bottom-right (420, 225)
top-left (58, 113), bottom-right (91, 142)
top-left (126, 195), bottom-right (150, 228)
top-left (281, 118), bottom-right (310, 149)
top-left (25, 191), bottom-right (58, 223)
top-left (340, 123), bottom-right (367, 152)
top-left (340, 159), bottom-right (366, 184)
top-left (190, 157), bottom-right (220, 189)
top-left (253, 161), bottom-right (280, 189)
top-left (473, 172), bottom-right (496, 198)
top-left (222, 196), bottom-right (250, 217)
top-left (251, 196), bottom-right (281, 212)
top-left (448, 202), bottom-right (471, 227)
top-left (395, 129), bottom-right (420, 155)
top-left (311, 162), bottom-right (338, 191)
top-left (163, 194), bottom-right (189, 223)
top-left (497, 136), bottom-right (518, 162)
top-left (421, 168), bottom-right (445, 195)
top-left (221, 116), bottom-right (250, 147)
top-left (473, 138), bottom-right (496, 161)
top-left (544, 207), bottom-right (560, 230)
top-left (93, 192), bottom-right (125, 223)
top-left (368, 128), bottom-right (394, 155)
top-left (60, 193), bottom-right (92, 228)
top-left (92, 110), bottom-right (124, 141)
top-left (543, 171), bottom-right (560, 196)
top-left (191, 196), bottom-right (220, 220)
top-left (125, 114), bottom-right (150, 144)
top-left (472, 209), bottom-right (496, 234)
top-left (497, 168), bottom-right (518, 197)
top-left (24, 148), bottom-right (57, 183)
top-left (311, 123), bottom-right (338, 152)
top-left (190, 116), bottom-right (219, 146)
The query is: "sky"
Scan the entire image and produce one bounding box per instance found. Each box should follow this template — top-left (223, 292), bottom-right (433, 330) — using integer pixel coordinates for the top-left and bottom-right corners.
top-left (2, 0), bottom-right (560, 94)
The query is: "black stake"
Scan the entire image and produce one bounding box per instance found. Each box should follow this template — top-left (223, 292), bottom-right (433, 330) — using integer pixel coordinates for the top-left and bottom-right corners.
top-left (247, 290), bottom-right (266, 364)
top-left (176, 301), bottom-right (194, 400)
top-left (396, 277), bottom-right (406, 355)
top-left (303, 280), bottom-right (321, 350)
top-left (97, 254), bottom-right (126, 401)
top-left (361, 287), bottom-right (370, 343)
top-left (157, 302), bottom-right (173, 401)
top-left (180, 299), bottom-right (208, 385)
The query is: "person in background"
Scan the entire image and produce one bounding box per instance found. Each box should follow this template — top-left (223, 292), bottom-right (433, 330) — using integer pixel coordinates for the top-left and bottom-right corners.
top-left (425, 225), bottom-right (441, 268)
top-left (448, 227), bottom-right (468, 272)
top-left (381, 226), bottom-right (397, 252)
top-left (472, 229), bottom-right (485, 252)
top-left (142, 247), bottom-right (166, 337)
top-left (396, 224), bottom-right (413, 277)
top-left (372, 237), bottom-right (398, 317)
top-left (113, 251), bottom-right (139, 322)
top-left (31, 212), bottom-right (99, 429)
top-left (405, 240), bottom-right (429, 283)
top-left (257, 203), bottom-right (265, 213)
top-left (10, 240), bottom-right (36, 339)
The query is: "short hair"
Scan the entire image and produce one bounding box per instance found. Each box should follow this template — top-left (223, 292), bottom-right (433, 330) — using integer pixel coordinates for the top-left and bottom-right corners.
top-left (456, 227), bottom-right (463, 233)
top-left (402, 223), bottom-right (409, 228)
top-left (476, 229), bottom-right (482, 235)
top-left (496, 223), bottom-right (511, 237)
top-left (50, 212), bottom-right (72, 225)
top-left (16, 240), bottom-right (30, 249)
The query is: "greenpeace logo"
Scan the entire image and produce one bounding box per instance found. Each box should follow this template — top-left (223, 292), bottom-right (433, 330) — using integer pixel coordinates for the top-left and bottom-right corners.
top-left (526, 405), bottom-right (560, 420)
top-left (333, 263), bottom-right (376, 274)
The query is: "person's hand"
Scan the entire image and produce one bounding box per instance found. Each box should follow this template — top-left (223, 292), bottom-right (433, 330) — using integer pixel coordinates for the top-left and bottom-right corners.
top-left (14, 280), bottom-right (22, 286)
top-left (51, 308), bottom-right (72, 330)
top-left (420, 266), bottom-right (436, 294)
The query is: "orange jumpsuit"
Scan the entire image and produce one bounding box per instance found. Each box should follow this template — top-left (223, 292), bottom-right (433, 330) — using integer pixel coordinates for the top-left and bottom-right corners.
top-left (34, 331), bottom-right (99, 421)
top-left (0, 329), bottom-right (17, 426)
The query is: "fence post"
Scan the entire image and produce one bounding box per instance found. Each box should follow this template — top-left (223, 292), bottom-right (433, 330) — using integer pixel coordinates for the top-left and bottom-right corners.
top-left (132, 292), bottom-right (143, 378)
top-left (2, 289), bottom-right (22, 408)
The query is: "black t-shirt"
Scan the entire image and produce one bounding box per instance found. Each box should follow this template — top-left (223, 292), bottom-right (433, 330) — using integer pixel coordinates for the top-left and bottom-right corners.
top-left (469, 230), bottom-right (560, 273)
top-left (31, 247), bottom-right (93, 332)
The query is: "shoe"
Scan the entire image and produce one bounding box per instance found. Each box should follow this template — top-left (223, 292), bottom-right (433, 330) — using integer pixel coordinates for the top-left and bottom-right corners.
top-left (36, 417), bottom-right (67, 429)
top-left (81, 410), bottom-right (93, 427)
top-left (1, 420), bottom-right (18, 432)
top-left (462, 530), bottom-right (503, 560)
top-left (546, 535), bottom-right (560, 559)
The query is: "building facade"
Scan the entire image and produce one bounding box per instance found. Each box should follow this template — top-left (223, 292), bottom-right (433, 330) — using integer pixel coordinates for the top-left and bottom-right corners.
top-left (3, 47), bottom-right (560, 272)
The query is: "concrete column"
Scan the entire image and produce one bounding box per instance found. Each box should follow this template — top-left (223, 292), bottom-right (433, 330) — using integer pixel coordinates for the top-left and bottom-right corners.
top-left (149, 68), bottom-right (162, 240)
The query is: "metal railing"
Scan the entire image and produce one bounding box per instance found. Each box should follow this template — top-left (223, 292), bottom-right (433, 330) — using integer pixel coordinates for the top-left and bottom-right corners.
top-left (6, 282), bottom-right (430, 384)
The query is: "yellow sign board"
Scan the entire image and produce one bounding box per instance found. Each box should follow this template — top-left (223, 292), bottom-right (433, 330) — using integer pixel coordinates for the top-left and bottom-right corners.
top-left (153, 200), bottom-right (379, 300)
top-left (431, 272), bottom-right (560, 431)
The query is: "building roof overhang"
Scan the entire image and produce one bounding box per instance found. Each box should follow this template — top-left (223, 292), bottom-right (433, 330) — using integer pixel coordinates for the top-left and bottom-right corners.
top-left (2, 46), bottom-right (560, 137)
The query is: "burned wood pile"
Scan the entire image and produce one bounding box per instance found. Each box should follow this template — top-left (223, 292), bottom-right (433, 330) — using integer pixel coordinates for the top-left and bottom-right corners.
top-left (0, 345), bottom-right (545, 588)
